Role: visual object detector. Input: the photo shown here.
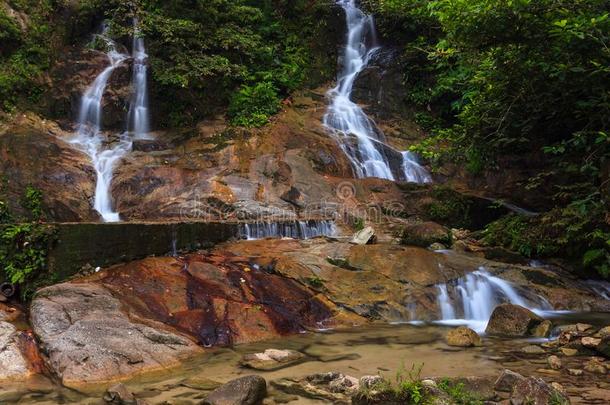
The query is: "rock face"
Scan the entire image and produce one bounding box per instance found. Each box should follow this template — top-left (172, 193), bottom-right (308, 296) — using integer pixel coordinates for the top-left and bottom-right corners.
top-left (0, 322), bottom-right (33, 381)
top-left (202, 375), bottom-right (267, 405)
top-left (446, 326), bottom-right (482, 347)
top-left (485, 304), bottom-right (544, 337)
top-left (30, 283), bottom-right (202, 387)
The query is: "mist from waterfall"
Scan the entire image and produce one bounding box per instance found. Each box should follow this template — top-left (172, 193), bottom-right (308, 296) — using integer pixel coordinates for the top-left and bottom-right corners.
top-left (324, 0), bottom-right (431, 183)
top-left (70, 20), bottom-right (149, 222)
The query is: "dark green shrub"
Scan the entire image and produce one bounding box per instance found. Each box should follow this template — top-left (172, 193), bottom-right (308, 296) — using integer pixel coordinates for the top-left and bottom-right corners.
top-left (228, 82), bottom-right (281, 128)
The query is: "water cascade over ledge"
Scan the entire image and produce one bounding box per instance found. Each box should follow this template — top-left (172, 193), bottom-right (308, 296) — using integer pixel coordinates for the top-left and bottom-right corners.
top-left (433, 268), bottom-right (553, 332)
top-left (239, 220), bottom-right (337, 240)
top-left (70, 21), bottom-right (150, 222)
top-left (324, 0), bottom-right (432, 183)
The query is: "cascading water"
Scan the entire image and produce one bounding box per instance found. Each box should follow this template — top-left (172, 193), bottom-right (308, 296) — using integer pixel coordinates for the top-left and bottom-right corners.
top-left (127, 19), bottom-right (150, 139)
top-left (70, 21), bottom-right (149, 222)
top-left (324, 0), bottom-right (431, 183)
top-left (401, 151), bottom-right (432, 184)
top-left (434, 268), bottom-right (552, 332)
top-left (239, 220), bottom-right (337, 240)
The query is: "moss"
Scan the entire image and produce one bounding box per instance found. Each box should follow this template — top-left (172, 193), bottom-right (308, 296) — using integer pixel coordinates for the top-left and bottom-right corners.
top-left (425, 186), bottom-right (472, 229)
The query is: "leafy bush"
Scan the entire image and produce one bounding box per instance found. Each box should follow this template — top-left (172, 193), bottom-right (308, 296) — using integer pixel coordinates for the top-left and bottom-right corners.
top-left (0, 223), bottom-right (57, 300)
top-left (438, 378), bottom-right (483, 405)
top-left (21, 185), bottom-right (44, 221)
top-left (228, 82), bottom-right (281, 127)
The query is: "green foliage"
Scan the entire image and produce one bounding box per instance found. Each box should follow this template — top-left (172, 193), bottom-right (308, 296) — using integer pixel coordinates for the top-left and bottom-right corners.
top-left (483, 198), bottom-right (610, 277)
top-left (305, 275), bottom-right (324, 288)
top-left (0, 0), bottom-right (53, 111)
top-left (21, 185), bottom-right (43, 220)
top-left (426, 187), bottom-right (471, 228)
top-left (357, 363), bottom-right (429, 404)
top-left (228, 82), bottom-right (281, 127)
top-left (352, 217), bottom-right (366, 232)
top-left (438, 378), bottom-right (483, 405)
top-left (0, 200), bottom-right (11, 224)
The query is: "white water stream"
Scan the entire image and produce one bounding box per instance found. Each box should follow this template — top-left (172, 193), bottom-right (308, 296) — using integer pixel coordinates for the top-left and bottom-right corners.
top-left (434, 268), bottom-right (553, 333)
top-left (324, 0), bottom-right (431, 183)
top-left (70, 21), bottom-right (149, 222)
top-left (239, 220), bottom-right (337, 240)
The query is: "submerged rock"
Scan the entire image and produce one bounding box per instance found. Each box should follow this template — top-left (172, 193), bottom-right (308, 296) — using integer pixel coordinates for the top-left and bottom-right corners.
top-left (240, 349), bottom-right (305, 371)
top-left (494, 369), bottom-right (526, 393)
top-left (485, 304), bottom-right (544, 337)
top-left (202, 375), bottom-right (267, 405)
top-left (445, 326), bottom-right (482, 347)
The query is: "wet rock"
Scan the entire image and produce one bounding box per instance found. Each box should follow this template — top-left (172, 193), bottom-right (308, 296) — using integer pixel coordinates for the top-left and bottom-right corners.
top-left (359, 375), bottom-right (384, 389)
top-left (485, 304), bottom-right (544, 337)
top-left (445, 326), bottom-right (482, 347)
top-left (547, 355), bottom-right (562, 370)
top-left (271, 376), bottom-right (347, 403)
top-left (0, 303), bottom-right (21, 322)
top-left (328, 375), bottom-right (360, 394)
top-left (596, 336), bottom-right (610, 358)
top-left (531, 320), bottom-right (552, 338)
top-left (131, 139), bottom-right (171, 152)
top-left (351, 226), bottom-right (376, 245)
top-left (494, 369), bottom-right (526, 393)
top-left (560, 347), bottom-right (578, 357)
top-left (597, 325), bottom-right (610, 338)
top-left (584, 358), bottom-right (607, 374)
top-left (400, 222), bottom-right (451, 248)
top-left (576, 323), bottom-right (593, 332)
top-left (581, 336), bottom-right (601, 348)
top-left (30, 283), bottom-right (201, 387)
top-left (510, 376), bottom-right (569, 405)
top-left (0, 322), bottom-right (33, 381)
top-left (104, 383), bottom-right (135, 404)
top-left (202, 375), bottom-right (267, 405)
top-left (521, 345), bottom-right (546, 355)
top-left (240, 349), bottom-right (305, 371)
top-left (429, 242), bottom-right (447, 250)
top-left (567, 369), bottom-right (583, 376)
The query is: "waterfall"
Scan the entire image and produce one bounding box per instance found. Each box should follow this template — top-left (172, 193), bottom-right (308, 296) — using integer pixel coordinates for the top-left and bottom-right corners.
top-left (70, 20), bottom-right (149, 222)
top-left (127, 18), bottom-right (150, 139)
top-left (434, 268), bottom-right (552, 332)
top-left (324, 0), bottom-right (431, 183)
top-left (401, 151), bottom-right (432, 184)
top-left (239, 220), bottom-right (337, 240)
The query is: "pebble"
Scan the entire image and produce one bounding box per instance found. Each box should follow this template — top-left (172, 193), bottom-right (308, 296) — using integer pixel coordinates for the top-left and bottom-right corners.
top-left (547, 355), bottom-right (562, 370)
top-left (568, 369), bottom-right (583, 376)
top-left (560, 347), bottom-right (578, 357)
top-left (521, 345), bottom-right (545, 354)
top-left (581, 337), bottom-right (601, 348)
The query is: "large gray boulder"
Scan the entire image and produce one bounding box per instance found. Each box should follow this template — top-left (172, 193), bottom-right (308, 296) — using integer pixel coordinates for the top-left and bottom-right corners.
top-left (30, 283), bottom-right (201, 388)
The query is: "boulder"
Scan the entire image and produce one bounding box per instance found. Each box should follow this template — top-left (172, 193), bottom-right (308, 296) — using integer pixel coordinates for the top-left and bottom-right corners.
top-left (485, 304), bottom-right (544, 337)
top-left (400, 222), bottom-right (450, 248)
top-left (510, 377), bottom-right (570, 405)
top-left (584, 359), bottom-right (607, 375)
top-left (445, 326), bottom-right (482, 347)
top-left (531, 320), bottom-right (552, 338)
top-left (202, 375), bottom-right (267, 405)
top-left (494, 369), bottom-right (525, 393)
top-left (595, 336), bottom-right (610, 358)
top-left (240, 349), bottom-right (304, 371)
top-left (104, 383), bottom-right (135, 404)
top-left (547, 355), bottom-right (562, 370)
top-left (30, 283), bottom-right (201, 387)
top-left (0, 322), bottom-right (32, 381)
top-left (581, 337), bottom-right (601, 348)
top-left (351, 226), bottom-right (376, 245)
top-left (597, 325), bottom-right (610, 338)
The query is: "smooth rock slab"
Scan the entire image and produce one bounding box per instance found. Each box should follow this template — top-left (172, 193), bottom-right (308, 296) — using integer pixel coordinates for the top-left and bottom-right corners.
top-left (30, 283), bottom-right (201, 387)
